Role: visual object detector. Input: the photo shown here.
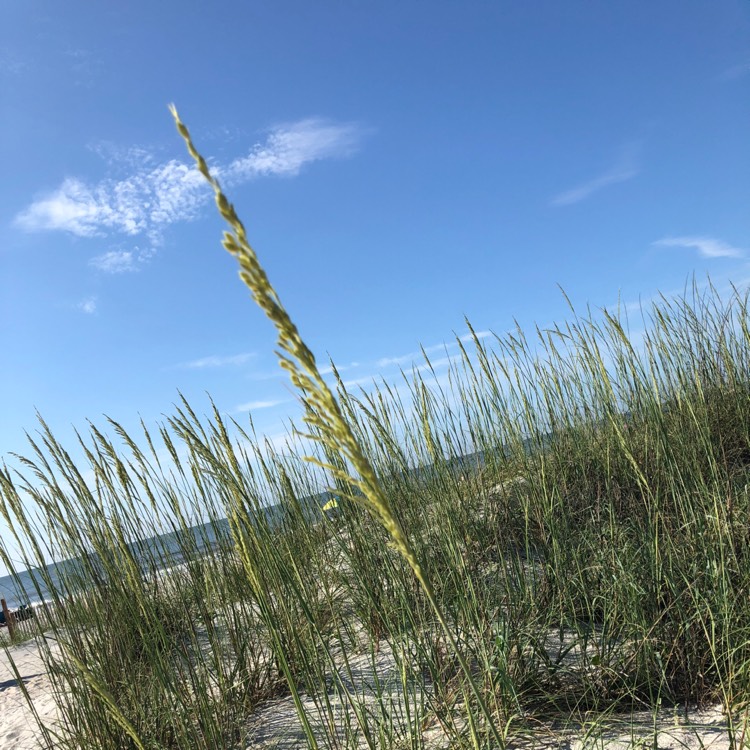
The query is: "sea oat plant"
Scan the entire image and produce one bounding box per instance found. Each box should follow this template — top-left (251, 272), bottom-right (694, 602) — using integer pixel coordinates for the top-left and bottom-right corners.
top-left (169, 104), bottom-right (505, 747)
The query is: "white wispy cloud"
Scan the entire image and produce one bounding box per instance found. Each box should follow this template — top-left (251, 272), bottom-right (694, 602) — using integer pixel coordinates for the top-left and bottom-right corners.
top-left (89, 249), bottom-right (137, 273)
top-left (15, 118), bottom-right (365, 246)
top-left (342, 374), bottom-right (382, 389)
top-left (414, 354), bottom-right (461, 373)
top-left (376, 335), bottom-right (493, 370)
top-left (376, 343), bottom-right (453, 369)
top-left (459, 330), bottom-right (492, 342)
top-left (653, 236), bottom-right (745, 259)
top-left (88, 141), bottom-right (158, 171)
top-left (551, 142), bottom-right (640, 206)
top-left (346, 350), bottom-right (459, 390)
top-left (319, 361), bottom-right (360, 376)
top-left (78, 296), bottom-right (97, 314)
top-left (15, 164), bottom-right (209, 239)
top-left (235, 399), bottom-right (285, 412)
top-left (225, 117), bottom-right (362, 180)
top-left (247, 360), bottom-right (360, 382)
top-left (377, 352), bottom-right (421, 368)
top-left (178, 353), bottom-right (255, 369)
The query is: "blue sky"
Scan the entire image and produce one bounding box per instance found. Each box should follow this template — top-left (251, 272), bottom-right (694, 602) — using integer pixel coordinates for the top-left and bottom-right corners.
top-left (1, 1), bottom-right (749, 479)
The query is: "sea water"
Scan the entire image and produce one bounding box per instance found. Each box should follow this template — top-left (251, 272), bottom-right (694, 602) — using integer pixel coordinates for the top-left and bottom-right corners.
top-left (0, 492), bottom-right (337, 610)
top-left (0, 516), bottom-right (232, 610)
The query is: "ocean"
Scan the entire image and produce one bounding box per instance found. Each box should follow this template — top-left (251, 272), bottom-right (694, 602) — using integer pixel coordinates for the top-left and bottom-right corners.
top-left (0, 490), bottom-right (338, 611)
top-left (0, 517), bottom-right (230, 610)
top-left (0, 451), bottom-right (491, 612)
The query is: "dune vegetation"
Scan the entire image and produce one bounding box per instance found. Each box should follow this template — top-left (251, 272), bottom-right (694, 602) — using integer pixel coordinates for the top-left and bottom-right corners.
top-left (1, 112), bottom-right (750, 748)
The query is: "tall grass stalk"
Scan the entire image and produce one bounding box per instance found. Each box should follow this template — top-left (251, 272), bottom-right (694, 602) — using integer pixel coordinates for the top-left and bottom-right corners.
top-left (169, 105), bottom-right (505, 747)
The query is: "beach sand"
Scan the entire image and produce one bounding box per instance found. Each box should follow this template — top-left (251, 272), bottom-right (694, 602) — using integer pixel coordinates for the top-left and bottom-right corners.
top-left (0, 624), bottom-right (743, 748)
top-left (242, 636), bottom-right (739, 750)
top-left (0, 635), bottom-right (59, 748)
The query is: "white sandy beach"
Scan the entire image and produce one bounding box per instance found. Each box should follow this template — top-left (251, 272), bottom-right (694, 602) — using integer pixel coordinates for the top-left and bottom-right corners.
top-left (0, 628), bottom-right (743, 749)
top-left (0, 520), bottom-right (743, 749)
top-left (0, 636), bottom-right (59, 748)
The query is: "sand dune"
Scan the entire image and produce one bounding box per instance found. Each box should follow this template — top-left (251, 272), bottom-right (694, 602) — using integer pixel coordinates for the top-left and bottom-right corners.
top-left (0, 630), bottom-right (743, 749)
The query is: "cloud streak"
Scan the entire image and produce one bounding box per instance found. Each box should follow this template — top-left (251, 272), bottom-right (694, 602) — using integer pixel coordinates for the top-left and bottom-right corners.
top-left (376, 353), bottom-right (423, 368)
top-left (15, 118), bottom-right (364, 245)
top-left (459, 330), bottom-right (492, 342)
top-left (15, 162), bottom-right (208, 239)
top-left (78, 296), bottom-right (97, 314)
top-left (653, 236), bottom-right (745, 259)
top-left (178, 353), bottom-right (255, 369)
top-left (551, 143), bottom-right (640, 206)
top-left (89, 249), bottom-right (137, 273)
top-left (224, 118), bottom-right (362, 181)
top-left (235, 399), bottom-right (285, 413)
